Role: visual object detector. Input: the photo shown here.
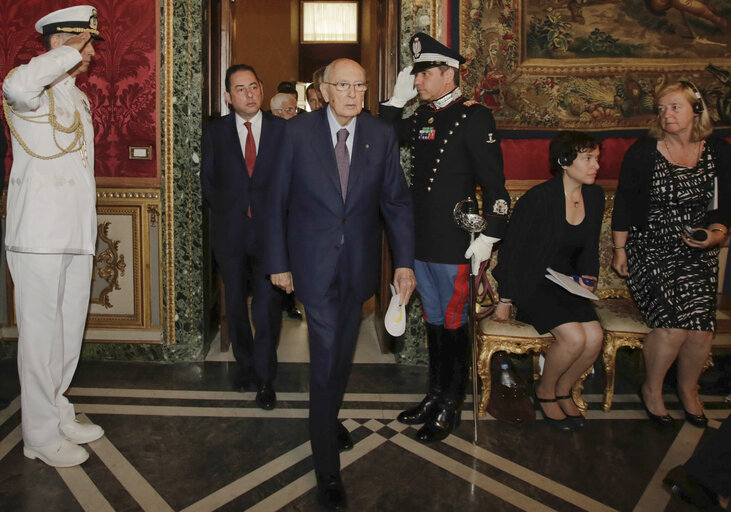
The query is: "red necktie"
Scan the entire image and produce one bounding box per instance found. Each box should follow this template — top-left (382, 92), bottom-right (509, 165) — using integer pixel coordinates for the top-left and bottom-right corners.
top-left (244, 121), bottom-right (256, 177)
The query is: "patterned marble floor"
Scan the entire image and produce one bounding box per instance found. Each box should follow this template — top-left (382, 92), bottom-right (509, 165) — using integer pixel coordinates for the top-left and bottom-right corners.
top-left (0, 350), bottom-right (728, 512)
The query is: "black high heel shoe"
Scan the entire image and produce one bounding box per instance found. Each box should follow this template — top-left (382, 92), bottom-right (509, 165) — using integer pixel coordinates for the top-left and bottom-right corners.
top-left (534, 386), bottom-right (574, 432)
top-left (679, 394), bottom-right (708, 428)
top-left (556, 395), bottom-right (586, 429)
top-left (638, 388), bottom-right (673, 426)
top-left (682, 409), bottom-right (708, 428)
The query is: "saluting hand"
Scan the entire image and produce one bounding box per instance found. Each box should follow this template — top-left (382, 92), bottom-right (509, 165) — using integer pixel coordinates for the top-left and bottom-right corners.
top-left (64, 31), bottom-right (92, 52)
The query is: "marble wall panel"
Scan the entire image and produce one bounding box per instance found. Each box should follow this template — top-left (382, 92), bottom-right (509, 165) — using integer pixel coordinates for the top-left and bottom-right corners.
top-left (162, 0), bottom-right (205, 361)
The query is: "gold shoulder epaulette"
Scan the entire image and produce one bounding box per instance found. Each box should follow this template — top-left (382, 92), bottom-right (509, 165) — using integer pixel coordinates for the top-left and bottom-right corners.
top-left (463, 100), bottom-right (478, 107)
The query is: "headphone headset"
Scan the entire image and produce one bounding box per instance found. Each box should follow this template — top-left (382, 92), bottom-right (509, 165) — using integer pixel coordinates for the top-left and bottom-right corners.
top-left (557, 156), bottom-right (570, 167)
top-left (680, 80), bottom-right (704, 114)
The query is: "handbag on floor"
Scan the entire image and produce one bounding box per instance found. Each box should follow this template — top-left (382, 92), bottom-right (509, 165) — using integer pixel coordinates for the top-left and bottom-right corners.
top-left (485, 352), bottom-right (536, 426)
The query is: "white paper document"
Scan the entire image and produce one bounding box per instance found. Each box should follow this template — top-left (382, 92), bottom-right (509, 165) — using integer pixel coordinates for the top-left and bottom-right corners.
top-left (545, 268), bottom-right (599, 300)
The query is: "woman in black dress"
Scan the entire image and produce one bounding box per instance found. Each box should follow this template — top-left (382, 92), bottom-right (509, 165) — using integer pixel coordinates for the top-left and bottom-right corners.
top-left (493, 131), bottom-right (605, 431)
top-left (612, 81), bottom-right (731, 428)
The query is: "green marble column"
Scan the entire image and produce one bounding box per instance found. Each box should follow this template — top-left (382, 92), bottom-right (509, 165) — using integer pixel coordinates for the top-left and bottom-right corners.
top-left (393, 0), bottom-right (443, 366)
top-left (163, 0), bottom-right (205, 362)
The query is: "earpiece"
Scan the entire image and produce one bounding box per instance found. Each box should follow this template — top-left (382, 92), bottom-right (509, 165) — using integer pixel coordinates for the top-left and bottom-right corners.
top-left (557, 156), bottom-right (569, 167)
top-left (680, 80), bottom-right (704, 114)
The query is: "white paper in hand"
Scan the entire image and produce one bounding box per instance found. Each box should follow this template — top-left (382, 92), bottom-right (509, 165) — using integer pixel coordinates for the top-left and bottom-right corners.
top-left (545, 268), bottom-right (599, 300)
top-left (385, 284), bottom-right (406, 336)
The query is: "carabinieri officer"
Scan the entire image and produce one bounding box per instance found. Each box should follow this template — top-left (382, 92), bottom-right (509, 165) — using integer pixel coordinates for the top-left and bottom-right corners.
top-left (380, 32), bottom-right (509, 443)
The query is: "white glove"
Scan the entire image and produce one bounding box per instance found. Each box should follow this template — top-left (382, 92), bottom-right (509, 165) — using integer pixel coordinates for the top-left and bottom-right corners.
top-left (386, 66), bottom-right (417, 107)
top-left (464, 234), bottom-right (499, 275)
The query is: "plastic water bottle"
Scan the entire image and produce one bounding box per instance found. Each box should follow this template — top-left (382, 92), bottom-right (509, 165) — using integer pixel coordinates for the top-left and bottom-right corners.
top-left (499, 362), bottom-right (517, 388)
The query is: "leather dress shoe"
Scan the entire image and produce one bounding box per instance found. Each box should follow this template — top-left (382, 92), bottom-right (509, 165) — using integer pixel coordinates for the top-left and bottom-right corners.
top-left (638, 389), bottom-right (673, 426)
top-left (337, 422), bottom-right (353, 451)
top-left (60, 419), bottom-right (104, 444)
top-left (24, 439), bottom-right (89, 467)
top-left (397, 394), bottom-right (440, 425)
top-left (415, 399), bottom-right (462, 443)
top-left (663, 465), bottom-right (723, 511)
top-left (255, 381), bottom-right (276, 410)
top-left (683, 408), bottom-right (708, 428)
top-left (316, 473), bottom-right (347, 511)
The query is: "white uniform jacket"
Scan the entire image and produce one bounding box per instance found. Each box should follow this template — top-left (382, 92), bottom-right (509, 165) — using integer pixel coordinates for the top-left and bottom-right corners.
top-left (3, 46), bottom-right (96, 255)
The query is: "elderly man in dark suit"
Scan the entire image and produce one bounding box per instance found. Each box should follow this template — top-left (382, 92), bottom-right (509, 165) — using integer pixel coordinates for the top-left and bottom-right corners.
top-left (267, 58), bottom-right (416, 511)
top-left (201, 64), bottom-right (285, 410)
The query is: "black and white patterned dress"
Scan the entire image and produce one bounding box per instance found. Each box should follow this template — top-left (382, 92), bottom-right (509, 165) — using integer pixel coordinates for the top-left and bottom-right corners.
top-left (626, 145), bottom-right (719, 331)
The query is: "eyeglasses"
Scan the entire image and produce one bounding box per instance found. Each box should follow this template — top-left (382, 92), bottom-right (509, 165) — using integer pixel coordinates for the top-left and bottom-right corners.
top-left (324, 81), bottom-right (368, 92)
top-left (273, 107), bottom-right (296, 114)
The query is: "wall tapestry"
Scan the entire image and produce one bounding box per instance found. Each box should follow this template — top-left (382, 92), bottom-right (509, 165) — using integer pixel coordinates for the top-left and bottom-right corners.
top-left (460, 0), bottom-right (730, 129)
top-left (0, 0), bottom-right (158, 181)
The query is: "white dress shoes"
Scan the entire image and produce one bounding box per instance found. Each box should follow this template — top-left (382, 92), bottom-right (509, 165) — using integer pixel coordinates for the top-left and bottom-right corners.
top-left (24, 439), bottom-right (89, 467)
top-left (60, 419), bottom-right (104, 445)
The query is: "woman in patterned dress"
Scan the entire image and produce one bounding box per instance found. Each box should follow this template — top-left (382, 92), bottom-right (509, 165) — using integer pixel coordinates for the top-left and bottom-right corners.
top-left (612, 81), bottom-right (731, 428)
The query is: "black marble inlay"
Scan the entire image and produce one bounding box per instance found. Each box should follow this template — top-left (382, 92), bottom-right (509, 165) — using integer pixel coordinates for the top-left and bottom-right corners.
top-left (94, 414), bottom-right (310, 511)
top-left (0, 351), bottom-right (729, 512)
top-left (0, 448), bottom-right (85, 512)
top-left (288, 442), bottom-right (520, 512)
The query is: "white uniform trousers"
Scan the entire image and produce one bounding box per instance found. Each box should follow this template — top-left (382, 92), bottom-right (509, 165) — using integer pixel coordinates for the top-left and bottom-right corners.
top-left (6, 251), bottom-right (93, 447)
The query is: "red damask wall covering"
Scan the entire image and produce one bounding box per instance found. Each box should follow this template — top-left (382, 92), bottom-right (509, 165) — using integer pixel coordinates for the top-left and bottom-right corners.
top-left (0, 0), bottom-right (159, 184)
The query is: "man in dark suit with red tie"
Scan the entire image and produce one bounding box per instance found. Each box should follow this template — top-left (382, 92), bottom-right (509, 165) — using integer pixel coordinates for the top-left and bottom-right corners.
top-left (201, 64), bottom-right (285, 410)
top-left (267, 58), bottom-right (416, 510)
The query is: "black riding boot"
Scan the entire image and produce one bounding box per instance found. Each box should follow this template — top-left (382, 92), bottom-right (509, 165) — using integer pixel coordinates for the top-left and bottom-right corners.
top-left (415, 324), bottom-right (470, 442)
top-left (451, 323), bottom-right (471, 408)
top-left (398, 322), bottom-right (443, 425)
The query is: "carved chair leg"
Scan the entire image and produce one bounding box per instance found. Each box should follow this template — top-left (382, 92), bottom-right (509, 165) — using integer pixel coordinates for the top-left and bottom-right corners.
top-left (602, 338), bottom-right (618, 413)
top-left (479, 347), bottom-right (497, 418)
top-left (532, 353), bottom-right (541, 382)
top-left (702, 353), bottom-right (714, 372)
top-left (572, 366), bottom-right (593, 415)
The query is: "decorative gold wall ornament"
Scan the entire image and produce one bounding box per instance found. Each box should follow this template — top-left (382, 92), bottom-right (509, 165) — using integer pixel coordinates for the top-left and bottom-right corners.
top-left (97, 191), bottom-right (160, 199)
top-left (92, 222), bottom-right (127, 309)
top-left (148, 205), bottom-right (160, 227)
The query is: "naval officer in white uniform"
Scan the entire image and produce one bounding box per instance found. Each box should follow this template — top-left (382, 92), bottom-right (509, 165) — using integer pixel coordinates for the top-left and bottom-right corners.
top-left (3, 5), bottom-right (104, 467)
